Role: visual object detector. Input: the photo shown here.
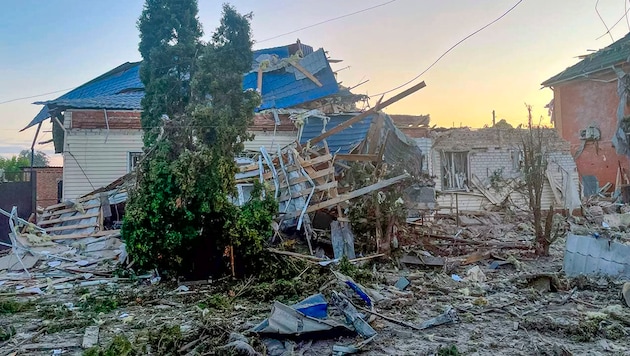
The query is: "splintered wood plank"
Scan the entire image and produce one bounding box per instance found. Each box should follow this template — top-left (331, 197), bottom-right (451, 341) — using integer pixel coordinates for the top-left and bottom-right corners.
top-left (284, 173), bottom-right (410, 218)
top-left (308, 81), bottom-right (426, 146)
top-left (279, 182), bottom-right (338, 202)
top-left (289, 61), bottom-right (323, 87)
top-left (280, 168), bottom-right (335, 188)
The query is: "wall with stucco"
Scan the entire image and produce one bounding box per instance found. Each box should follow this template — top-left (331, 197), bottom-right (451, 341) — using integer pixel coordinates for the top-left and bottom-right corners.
top-left (555, 79), bottom-right (630, 187)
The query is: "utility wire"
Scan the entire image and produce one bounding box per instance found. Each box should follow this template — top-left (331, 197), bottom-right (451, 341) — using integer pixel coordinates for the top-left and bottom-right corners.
top-left (0, 87), bottom-right (77, 105)
top-left (626, 0), bottom-right (630, 31)
top-left (596, 0), bottom-right (615, 43)
top-left (257, 0), bottom-right (397, 43)
top-left (368, 0), bottom-right (524, 98)
top-left (595, 2), bottom-right (630, 40)
top-left (0, 1), bottom-right (398, 106)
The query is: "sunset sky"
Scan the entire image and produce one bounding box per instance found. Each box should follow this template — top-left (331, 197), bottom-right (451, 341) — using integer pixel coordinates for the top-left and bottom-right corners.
top-left (2, 0), bottom-right (630, 166)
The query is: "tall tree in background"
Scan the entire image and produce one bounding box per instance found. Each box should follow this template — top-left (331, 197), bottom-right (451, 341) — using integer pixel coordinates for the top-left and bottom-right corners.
top-left (124, 2), bottom-right (275, 278)
top-left (19, 150), bottom-right (49, 167)
top-left (0, 155), bottom-right (30, 182)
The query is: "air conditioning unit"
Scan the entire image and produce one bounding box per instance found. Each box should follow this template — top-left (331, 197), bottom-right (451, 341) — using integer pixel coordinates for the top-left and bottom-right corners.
top-left (579, 126), bottom-right (601, 141)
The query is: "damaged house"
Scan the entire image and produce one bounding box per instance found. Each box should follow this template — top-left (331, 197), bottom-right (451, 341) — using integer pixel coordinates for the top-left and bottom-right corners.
top-left (15, 41), bottom-right (428, 253)
top-left (21, 41), bottom-right (363, 200)
top-left (542, 32), bottom-right (630, 193)
top-left (426, 127), bottom-right (581, 213)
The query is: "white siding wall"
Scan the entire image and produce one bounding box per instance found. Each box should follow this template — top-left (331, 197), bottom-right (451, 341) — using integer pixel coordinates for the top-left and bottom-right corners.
top-left (415, 138), bottom-right (432, 174)
top-left (243, 131), bottom-right (297, 153)
top-left (63, 128), bottom-right (143, 200)
top-left (432, 146), bottom-right (580, 212)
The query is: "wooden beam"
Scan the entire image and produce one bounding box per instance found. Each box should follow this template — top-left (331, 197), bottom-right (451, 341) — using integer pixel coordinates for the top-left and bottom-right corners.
top-left (289, 62), bottom-right (323, 87)
top-left (284, 173), bottom-right (410, 218)
top-left (257, 66), bottom-right (263, 93)
top-left (279, 182), bottom-right (338, 202)
top-left (335, 154), bottom-right (379, 162)
top-left (280, 167), bottom-right (334, 188)
top-left (307, 81), bottom-right (426, 146)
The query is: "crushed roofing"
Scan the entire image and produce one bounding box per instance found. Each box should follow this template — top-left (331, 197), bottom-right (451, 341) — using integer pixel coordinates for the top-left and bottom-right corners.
top-left (24, 43), bottom-right (339, 131)
top-left (299, 113), bottom-right (373, 154)
top-left (542, 32), bottom-right (630, 86)
top-left (298, 113), bottom-right (424, 175)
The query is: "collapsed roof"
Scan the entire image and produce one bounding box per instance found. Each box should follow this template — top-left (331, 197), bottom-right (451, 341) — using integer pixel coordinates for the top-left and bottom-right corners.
top-left (23, 41), bottom-right (347, 131)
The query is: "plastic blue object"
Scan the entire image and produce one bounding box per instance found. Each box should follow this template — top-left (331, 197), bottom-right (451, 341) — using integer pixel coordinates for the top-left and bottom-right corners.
top-left (451, 274), bottom-right (462, 282)
top-left (345, 281), bottom-right (372, 307)
top-left (394, 277), bottom-right (411, 290)
top-left (292, 294), bottom-right (328, 319)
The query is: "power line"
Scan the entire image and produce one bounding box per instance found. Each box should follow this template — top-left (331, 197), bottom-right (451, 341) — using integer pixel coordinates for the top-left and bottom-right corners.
top-left (595, 0), bottom-right (615, 43)
top-left (257, 0), bottom-right (397, 43)
top-left (595, 2), bottom-right (630, 40)
top-left (368, 0), bottom-right (524, 98)
top-left (0, 87), bottom-right (77, 105)
top-left (626, 0), bottom-right (630, 31)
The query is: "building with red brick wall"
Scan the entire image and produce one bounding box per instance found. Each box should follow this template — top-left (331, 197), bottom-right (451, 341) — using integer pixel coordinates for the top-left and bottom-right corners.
top-left (542, 33), bottom-right (630, 192)
top-left (21, 166), bottom-right (63, 208)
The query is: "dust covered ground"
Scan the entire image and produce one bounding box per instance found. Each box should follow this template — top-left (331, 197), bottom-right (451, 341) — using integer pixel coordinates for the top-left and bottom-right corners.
top-left (1, 234), bottom-right (629, 356)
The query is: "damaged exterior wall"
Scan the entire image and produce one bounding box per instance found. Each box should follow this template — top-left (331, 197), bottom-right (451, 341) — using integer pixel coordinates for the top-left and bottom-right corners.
top-left (62, 110), bottom-right (143, 200)
top-left (551, 78), bottom-right (630, 187)
top-left (430, 128), bottom-right (580, 213)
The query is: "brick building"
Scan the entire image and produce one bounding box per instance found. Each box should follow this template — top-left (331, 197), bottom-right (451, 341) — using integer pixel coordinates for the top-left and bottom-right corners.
top-left (21, 166), bottom-right (63, 208)
top-left (542, 32), bottom-right (630, 190)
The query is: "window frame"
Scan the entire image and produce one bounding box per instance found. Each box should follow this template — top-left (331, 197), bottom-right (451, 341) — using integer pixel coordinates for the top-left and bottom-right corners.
top-left (440, 150), bottom-right (469, 191)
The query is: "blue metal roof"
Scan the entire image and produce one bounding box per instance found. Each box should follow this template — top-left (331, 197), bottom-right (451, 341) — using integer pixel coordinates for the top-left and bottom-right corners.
top-left (253, 43), bottom-right (314, 58)
top-left (244, 49), bottom-right (339, 110)
top-left (24, 43), bottom-right (339, 131)
top-left (299, 113), bottom-right (374, 154)
top-left (299, 113), bottom-right (424, 175)
top-left (23, 62), bottom-right (143, 130)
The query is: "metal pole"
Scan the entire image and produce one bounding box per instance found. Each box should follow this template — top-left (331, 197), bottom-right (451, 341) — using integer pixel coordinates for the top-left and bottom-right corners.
top-left (455, 192), bottom-right (460, 227)
top-left (30, 122), bottom-right (42, 213)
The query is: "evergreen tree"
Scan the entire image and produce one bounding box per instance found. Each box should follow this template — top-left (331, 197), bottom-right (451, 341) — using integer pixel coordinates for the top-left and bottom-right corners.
top-left (123, 3), bottom-right (276, 278)
top-left (137, 0), bottom-right (202, 146)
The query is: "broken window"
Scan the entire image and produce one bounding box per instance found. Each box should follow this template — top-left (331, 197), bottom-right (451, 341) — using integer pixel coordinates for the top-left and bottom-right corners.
top-left (128, 152), bottom-right (142, 172)
top-left (441, 151), bottom-right (469, 190)
top-left (511, 148), bottom-right (524, 171)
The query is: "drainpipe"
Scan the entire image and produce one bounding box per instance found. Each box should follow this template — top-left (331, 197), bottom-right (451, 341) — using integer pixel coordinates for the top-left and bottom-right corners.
top-left (104, 109), bottom-right (110, 143)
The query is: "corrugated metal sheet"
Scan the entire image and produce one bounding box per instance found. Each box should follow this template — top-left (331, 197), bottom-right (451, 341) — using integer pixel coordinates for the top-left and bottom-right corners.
top-left (542, 32), bottom-right (630, 86)
top-left (564, 234), bottom-right (630, 278)
top-left (381, 114), bottom-right (423, 175)
top-left (243, 49), bottom-right (339, 110)
top-left (63, 130), bottom-right (143, 200)
top-left (26, 44), bottom-right (339, 130)
top-left (299, 114), bottom-right (374, 154)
